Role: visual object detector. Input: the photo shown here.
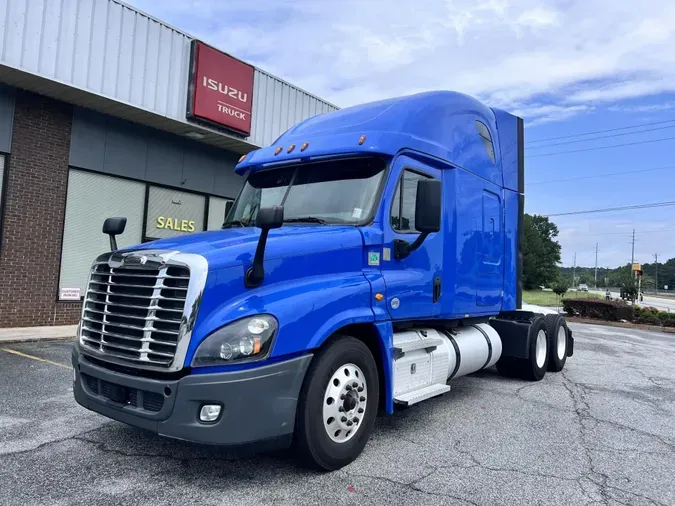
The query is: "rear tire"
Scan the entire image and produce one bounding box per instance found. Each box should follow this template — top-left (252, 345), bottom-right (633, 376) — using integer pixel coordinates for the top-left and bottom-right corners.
top-left (294, 336), bottom-right (379, 471)
top-left (544, 314), bottom-right (568, 372)
top-left (521, 316), bottom-right (548, 381)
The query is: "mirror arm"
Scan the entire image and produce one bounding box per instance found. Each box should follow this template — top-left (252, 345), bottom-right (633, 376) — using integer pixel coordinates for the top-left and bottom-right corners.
top-left (109, 235), bottom-right (118, 252)
top-left (394, 232), bottom-right (429, 260)
top-left (245, 229), bottom-right (271, 288)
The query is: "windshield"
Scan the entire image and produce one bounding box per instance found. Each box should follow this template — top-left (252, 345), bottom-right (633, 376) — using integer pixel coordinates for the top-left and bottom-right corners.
top-left (224, 157), bottom-right (387, 226)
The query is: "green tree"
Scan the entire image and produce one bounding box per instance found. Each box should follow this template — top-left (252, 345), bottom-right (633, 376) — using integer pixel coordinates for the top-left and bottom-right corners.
top-left (552, 277), bottom-right (570, 297)
top-left (522, 214), bottom-right (561, 290)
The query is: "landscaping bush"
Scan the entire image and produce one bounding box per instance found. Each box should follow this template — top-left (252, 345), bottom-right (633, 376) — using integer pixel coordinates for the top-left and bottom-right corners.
top-left (562, 298), bottom-right (633, 321)
top-left (632, 306), bottom-right (675, 327)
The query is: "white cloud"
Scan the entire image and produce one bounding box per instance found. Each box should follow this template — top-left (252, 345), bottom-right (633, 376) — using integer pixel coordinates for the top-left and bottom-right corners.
top-left (608, 101), bottom-right (675, 113)
top-left (127, 0), bottom-right (675, 126)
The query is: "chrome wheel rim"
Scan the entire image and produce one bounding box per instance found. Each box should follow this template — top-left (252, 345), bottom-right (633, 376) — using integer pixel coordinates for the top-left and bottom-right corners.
top-left (557, 326), bottom-right (567, 361)
top-left (535, 330), bottom-right (547, 369)
top-left (323, 363), bottom-right (367, 443)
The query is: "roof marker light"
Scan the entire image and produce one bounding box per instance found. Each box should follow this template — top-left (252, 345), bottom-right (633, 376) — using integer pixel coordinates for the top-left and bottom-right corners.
top-left (358, 135), bottom-right (366, 145)
top-left (238, 154), bottom-right (246, 163)
top-left (274, 147), bottom-right (283, 155)
top-left (287, 144), bottom-right (296, 154)
top-left (301, 142), bottom-right (309, 151)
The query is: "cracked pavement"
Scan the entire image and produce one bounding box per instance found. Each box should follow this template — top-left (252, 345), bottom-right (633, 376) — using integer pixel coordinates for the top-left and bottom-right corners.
top-left (1, 322), bottom-right (674, 505)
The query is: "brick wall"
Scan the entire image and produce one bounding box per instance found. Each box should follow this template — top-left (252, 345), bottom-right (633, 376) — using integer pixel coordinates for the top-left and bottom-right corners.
top-left (0, 91), bottom-right (81, 327)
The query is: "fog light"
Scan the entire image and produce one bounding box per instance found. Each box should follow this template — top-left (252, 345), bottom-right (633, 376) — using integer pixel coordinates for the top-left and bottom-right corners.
top-left (199, 404), bottom-right (222, 422)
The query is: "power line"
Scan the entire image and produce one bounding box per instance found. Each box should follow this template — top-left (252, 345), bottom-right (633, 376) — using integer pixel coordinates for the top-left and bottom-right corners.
top-left (525, 118), bottom-right (675, 144)
top-left (529, 136), bottom-right (675, 158)
top-left (526, 164), bottom-right (675, 185)
top-left (526, 124), bottom-right (675, 149)
top-left (557, 229), bottom-right (675, 237)
top-left (543, 200), bottom-right (675, 217)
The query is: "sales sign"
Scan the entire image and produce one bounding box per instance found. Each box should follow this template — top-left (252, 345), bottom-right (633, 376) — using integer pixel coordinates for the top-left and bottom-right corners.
top-left (187, 41), bottom-right (255, 136)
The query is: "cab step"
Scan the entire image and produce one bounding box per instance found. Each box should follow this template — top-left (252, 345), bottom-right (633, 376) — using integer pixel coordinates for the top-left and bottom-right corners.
top-left (394, 383), bottom-right (451, 406)
top-left (393, 337), bottom-right (444, 357)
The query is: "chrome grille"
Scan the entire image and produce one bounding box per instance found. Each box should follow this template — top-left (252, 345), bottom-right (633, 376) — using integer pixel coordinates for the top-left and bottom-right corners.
top-left (80, 262), bottom-right (190, 368)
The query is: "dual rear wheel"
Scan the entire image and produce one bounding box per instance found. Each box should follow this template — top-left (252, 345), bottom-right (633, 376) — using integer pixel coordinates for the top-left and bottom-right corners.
top-left (496, 314), bottom-right (569, 381)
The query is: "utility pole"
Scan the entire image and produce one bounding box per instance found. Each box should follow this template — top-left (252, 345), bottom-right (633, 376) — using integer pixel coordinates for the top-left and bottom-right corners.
top-left (654, 253), bottom-right (659, 294)
top-left (594, 243), bottom-right (598, 289)
top-left (573, 252), bottom-right (577, 288)
top-left (631, 229), bottom-right (635, 267)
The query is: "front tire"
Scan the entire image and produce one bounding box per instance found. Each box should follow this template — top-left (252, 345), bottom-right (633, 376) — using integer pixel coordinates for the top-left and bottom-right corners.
top-left (294, 336), bottom-right (379, 471)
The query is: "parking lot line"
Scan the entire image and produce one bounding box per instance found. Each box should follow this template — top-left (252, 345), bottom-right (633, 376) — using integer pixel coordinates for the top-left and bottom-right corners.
top-left (0, 347), bottom-right (70, 369)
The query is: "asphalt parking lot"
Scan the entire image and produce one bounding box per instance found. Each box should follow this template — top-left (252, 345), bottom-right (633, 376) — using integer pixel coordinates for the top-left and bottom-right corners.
top-left (1, 323), bottom-right (674, 506)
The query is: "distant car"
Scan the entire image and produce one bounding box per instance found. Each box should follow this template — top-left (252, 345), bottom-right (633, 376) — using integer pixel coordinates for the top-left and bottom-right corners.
top-left (579, 284), bottom-right (589, 292)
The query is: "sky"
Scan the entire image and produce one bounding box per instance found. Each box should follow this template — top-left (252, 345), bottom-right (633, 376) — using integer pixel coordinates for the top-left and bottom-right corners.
top-left (128, 0), bottom-right (675, 270)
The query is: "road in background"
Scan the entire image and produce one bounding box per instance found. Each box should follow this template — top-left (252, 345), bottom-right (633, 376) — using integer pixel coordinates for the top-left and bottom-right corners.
top-left (591, 289), bottom-right (675, 312)
top-left (1, 327), bottom-right (674, 505)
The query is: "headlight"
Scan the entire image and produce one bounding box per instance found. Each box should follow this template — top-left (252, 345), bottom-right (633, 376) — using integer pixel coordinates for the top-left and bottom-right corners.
top-left (191, 315), bottom-right (278, 367)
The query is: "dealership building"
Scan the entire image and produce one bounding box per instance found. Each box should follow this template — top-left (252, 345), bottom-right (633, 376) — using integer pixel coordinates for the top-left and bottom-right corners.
top-left (0, 0), bottom-right (337, 327)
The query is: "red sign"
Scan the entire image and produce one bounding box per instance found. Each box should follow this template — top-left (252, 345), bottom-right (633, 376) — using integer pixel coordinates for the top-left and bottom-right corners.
top-left (188, 41), bottom-right (254, 136)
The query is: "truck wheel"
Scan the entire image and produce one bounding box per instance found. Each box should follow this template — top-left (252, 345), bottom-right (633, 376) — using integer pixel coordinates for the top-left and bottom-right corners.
top-left (294, 336), bottom-right (379, 471)
top-left (522, 316), bottom-right (549, 381)
top-left (544, 314), bottom-right (567, 372)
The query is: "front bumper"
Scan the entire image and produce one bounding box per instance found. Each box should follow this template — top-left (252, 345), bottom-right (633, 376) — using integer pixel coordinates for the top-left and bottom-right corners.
top-left (72, 346), bottom-right (312, 448)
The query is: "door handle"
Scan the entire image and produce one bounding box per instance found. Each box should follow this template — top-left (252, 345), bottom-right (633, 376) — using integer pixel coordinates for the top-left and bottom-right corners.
top-left (433, 276), bottom-right (442, 303)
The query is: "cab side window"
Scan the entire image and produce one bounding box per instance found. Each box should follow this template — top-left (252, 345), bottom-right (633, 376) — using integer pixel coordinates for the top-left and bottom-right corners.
top-left (475, 121), bottom-right (496, 164)
top-left (390, 170), bottom-right (430, 232)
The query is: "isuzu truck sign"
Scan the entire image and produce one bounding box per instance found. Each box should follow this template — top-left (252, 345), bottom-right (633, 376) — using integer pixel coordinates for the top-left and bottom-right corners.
top-left (187, 41), bottom-right (254, 135)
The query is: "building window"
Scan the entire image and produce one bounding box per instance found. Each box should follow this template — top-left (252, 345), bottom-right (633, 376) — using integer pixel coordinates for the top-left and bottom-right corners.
top-left (390, 170), bottom-right (431, 232)
top-left (145, 186), bottom-right (206, 240)
top-left (475, 121), bottom-right (496, 164)
top-left (207, 196), bottom-right (233, 230)
top-left (59, 169), bottom-right (146, 297)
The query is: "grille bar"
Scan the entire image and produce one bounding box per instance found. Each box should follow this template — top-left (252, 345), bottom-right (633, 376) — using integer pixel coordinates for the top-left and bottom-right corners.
top-left (83, 307), bottom-right (182, 325)
top-left (84, 299), bottom-right (183, 313)
top-left (82, 326), bottom-right (178, 347)
top-left (87, 289), bottom-right (187, 302)
top-left (91, 281), bottom-right (189, 291)
top-left (82, 316), bottom-right (179, 335)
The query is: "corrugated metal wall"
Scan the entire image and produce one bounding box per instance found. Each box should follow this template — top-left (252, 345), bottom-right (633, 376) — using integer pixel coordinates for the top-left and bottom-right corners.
top-left (0, 0), bottom-right (337, 148)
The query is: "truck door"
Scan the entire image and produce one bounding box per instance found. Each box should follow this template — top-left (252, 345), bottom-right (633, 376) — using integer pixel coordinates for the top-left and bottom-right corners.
top-left (380, 156), bottom-right (443, 320)
top-left (477, 188), bottom-right (504, 306)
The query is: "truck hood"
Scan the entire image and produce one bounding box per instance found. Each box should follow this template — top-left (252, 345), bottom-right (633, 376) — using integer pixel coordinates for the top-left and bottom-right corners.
top-left (125, 226), bottom-right (364, 271)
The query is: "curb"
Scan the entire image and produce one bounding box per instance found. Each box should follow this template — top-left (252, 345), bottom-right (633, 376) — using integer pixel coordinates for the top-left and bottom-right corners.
top-left (566, 317), bottom-right (675, 334)
top-left (0, 335), bottom-right (76, 345)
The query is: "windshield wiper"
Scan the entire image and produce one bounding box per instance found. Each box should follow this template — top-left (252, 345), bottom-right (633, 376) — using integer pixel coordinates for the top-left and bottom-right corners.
top-left (222, 219), bottom-right (250, 229)
top-left (283, 217), bottom-right (328, 225)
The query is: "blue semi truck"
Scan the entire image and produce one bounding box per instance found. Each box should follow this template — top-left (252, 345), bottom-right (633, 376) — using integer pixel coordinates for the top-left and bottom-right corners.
top-left (72, 91), bottom-right (573, 470)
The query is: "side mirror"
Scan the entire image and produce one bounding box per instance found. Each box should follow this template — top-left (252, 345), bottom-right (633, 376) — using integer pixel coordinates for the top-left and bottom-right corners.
top-left (414, 178), bottom-right (441, 233)
top-left (102, 217), bottom-right (127, 251)
top-left (255, 205), bottom-right (284, 230)
top-left (246, 206), bottom-right (284, 287)
top-left (394, 179), bottom-right (441, 259)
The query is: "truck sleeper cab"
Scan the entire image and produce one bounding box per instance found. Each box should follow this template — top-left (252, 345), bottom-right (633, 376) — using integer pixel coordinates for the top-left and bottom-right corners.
top-left (72, 91), bottom-right (574, 470)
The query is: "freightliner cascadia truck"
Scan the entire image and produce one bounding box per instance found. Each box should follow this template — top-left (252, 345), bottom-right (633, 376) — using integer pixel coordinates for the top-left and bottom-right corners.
top-left (72, 91), bottom-right (573, 470)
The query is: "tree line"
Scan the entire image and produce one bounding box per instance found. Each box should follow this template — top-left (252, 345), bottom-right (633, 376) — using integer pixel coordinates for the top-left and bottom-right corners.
top-left (521, 213), bottom-right (675, 291)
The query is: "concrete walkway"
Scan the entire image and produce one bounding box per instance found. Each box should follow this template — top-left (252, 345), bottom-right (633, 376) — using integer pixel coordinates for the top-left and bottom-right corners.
top-left (0, 324), bottom-right (77, 343)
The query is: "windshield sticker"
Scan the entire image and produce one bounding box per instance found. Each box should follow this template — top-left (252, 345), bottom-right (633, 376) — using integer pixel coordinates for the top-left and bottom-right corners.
top-left (352, 208), bottom-right (363, 219)
top-left (368, 251), bottom-right (380, 266)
